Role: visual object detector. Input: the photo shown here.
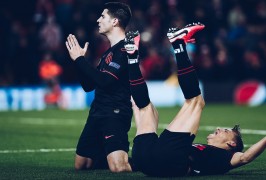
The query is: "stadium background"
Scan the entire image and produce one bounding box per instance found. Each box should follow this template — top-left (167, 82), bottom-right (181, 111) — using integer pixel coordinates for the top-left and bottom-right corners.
top-left (0, 0), bottom-right (265, 179)
top-left (0, 0), bottom-right (266, 84)
top-left (0, 0), bottom-right (266, 108)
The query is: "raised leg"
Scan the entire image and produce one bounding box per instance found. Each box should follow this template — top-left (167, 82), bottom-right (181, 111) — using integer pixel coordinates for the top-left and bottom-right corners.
top-left (124, 31), bottom-right (158, 136)
top-left (167, 23), bottom-right (205, 135)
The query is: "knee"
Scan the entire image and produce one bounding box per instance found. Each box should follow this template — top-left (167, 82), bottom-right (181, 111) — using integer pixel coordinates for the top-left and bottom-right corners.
top-left (107, 154), bottom-right (131, 172)
top-left (75, 162), bottom-right (85, 170)
top-left (197, 95), bottom-right (205, 109)
top-left (109, 164), bottom-right (124, 173)
top-left (74, 163), bottom-right (83, 170)
top-left (191, 95), bottom-right (205, 109)
top-left (108, 162), bottom-right (130, 173)
top-left (74, 157), bottom-right (93, 170)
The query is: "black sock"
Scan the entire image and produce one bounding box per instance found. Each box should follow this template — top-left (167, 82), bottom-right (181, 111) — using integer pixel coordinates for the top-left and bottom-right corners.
top-left (172, 39), bottom-right (201, 99)
top-left (128, 60), bottom-right (150, 108)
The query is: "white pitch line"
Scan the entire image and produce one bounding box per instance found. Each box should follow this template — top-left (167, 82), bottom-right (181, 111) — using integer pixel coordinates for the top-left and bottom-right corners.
top-left (0, 148), bottom-right (75, 154)
top-left (141, 124), bottom-right (266, 135)
top-left (3, 117), bottom-right (266, 135)
top-left (0, 144), bottom-right (254, 154)
top-left (198, 126), bottom-right (266, 135)
top-left (19, 117), bottom-right (83, 125)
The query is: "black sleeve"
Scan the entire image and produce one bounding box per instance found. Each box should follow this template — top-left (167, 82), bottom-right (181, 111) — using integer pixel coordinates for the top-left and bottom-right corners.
top-left (204, 148), bottom-right (233, 175)
top-left (74, 56), bottom-right (118, 89)
top-left (75, 65), bottom-right (95, 92)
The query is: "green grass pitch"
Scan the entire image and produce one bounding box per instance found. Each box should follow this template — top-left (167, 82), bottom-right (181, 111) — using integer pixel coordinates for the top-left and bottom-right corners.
top-left (0, 104), bottom-right (265, 179)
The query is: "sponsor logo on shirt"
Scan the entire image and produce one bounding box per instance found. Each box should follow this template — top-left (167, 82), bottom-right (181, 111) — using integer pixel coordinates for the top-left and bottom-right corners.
top-left (109, 62), bottom-right (120, 69)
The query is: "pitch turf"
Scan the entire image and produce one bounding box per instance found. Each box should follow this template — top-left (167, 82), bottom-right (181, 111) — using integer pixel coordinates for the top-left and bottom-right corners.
top-left (0, 104), bottom-right (265, 179)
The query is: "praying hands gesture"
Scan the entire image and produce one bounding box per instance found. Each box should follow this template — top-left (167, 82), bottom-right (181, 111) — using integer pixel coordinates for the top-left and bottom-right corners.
top-left (65, 34), bottom-right (89, 61)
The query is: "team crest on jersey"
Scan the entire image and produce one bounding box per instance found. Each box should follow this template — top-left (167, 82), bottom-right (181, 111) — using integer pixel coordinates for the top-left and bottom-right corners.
top-left (105, 52), bottom-right (113, 64)
top-left (192, 144), bottom-right (206, 151)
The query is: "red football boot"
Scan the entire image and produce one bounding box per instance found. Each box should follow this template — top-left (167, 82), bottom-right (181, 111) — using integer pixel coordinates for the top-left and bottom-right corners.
top-left (167, 22), bottom-right (205, 43)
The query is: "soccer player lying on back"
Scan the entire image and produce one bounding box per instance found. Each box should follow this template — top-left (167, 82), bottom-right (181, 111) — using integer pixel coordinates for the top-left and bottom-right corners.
top-left (124, 23), bottom-right (266, 177)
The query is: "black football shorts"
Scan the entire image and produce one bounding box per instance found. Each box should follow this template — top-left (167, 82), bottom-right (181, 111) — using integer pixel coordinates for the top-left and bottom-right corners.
top-left (132, 129), bottom-right (195, 177)
top-left (76, 113), bottom-right (132, 169)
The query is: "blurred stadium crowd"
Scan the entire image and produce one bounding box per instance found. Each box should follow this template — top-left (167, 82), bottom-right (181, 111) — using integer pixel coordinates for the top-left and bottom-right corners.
top-left (0, 0), bottom-right (265, 86)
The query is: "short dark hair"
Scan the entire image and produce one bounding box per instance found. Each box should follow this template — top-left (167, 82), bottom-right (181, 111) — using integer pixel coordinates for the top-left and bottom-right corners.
top-left (229, 125), bottom-right (244, 152)
top-left (103, 2), bottom-right (132, 29)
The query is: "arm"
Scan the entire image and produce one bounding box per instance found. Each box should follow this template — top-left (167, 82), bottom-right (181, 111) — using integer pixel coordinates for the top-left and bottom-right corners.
top-left (75, 62), bottom-right (96, 92)
top-left (66, 34), bottom-right (118, 90)
top-left (230, 137), bottom-right (266, 168)
top-left (74, 56), bottom-right (118, 89)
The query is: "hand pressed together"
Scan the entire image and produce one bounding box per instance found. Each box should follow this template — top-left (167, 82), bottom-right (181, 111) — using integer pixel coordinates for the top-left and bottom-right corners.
top-left (65, 34), bottom-right (89, 61)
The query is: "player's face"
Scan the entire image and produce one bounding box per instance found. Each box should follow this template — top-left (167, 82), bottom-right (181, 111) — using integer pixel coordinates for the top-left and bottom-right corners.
top-left (207, 128), bottom-right (236, 149)
top-left (97, 9), bottom-right (114, 35)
